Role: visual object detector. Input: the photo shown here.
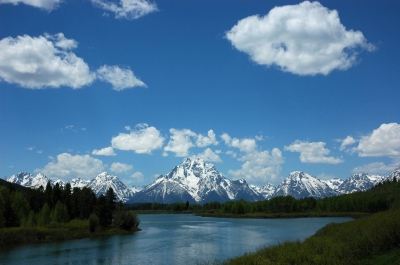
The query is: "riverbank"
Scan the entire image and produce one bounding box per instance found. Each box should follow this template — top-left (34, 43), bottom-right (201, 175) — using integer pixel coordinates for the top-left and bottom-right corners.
top-left (196, 211), bottom-right (369, 219)
top-left (211, 204), bottom-right (400, 265)
top-left (0, 219), bottom-right (140, 247)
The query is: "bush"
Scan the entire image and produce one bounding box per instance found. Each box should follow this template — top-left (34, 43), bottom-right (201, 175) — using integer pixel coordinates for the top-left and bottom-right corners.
top-left (114, 211), bottom-right (140, 231)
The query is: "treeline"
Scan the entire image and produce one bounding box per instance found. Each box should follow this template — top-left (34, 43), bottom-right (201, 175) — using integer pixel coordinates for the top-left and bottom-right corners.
top-left (127, 178), bottom-right (399, 216)
top-left (0, 181), bottom-right (139, 233)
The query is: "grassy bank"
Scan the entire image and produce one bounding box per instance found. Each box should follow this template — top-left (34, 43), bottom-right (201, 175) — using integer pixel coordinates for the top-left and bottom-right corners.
top-left (0, 219), bottom-right (140, 246)
top-left (211, 203), bottom-right (400, 265)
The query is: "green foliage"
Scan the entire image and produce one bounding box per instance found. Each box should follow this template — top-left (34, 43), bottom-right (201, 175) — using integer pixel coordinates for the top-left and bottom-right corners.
top-left (38, 203), bottom-right (51, 226)
top-left (89, 213), bottom-right (99, 233)
top-left (114, 211), bottom-right (140, 231)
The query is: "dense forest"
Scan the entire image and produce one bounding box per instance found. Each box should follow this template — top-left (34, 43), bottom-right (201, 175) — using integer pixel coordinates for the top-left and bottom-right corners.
top-left (0, 180), bottom-right (139, 245)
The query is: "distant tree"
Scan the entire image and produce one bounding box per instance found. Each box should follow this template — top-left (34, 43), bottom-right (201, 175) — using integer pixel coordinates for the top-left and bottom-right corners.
top-left (45, 181), bottom-right (53, 209)
top-left (185, 200), bottom-right (189, 211)
top-left (51, 201), bottom-right (69, 223)
top-left (95, 195), bottom-right (110, 227)
top-left (89, 213), bottom-right (99, 233)
top-left (114, 211), bottom-right (140, 231)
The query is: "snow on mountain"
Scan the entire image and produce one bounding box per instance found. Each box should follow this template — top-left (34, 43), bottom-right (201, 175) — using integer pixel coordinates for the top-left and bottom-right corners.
top-left (88, 172), bottom-right (136, 203)
top-left (130, 185), bottom-right (144, 193)
top-left (274, 171), bottom-right (337, 199)
top-left (337, 173), bottom-right (386, 194)
top-left (69, 178), bottom-right (91, 188)
top-left (7, 172), bottom-right (64, 189)
top-left (387, 168), bottom-right (400, 181)
top-left (322, 178), bottom-right (344, 191)
top-left (250, 183), bottom-right (276, 200)
top-left (131, 157), bottom-right (263, 203)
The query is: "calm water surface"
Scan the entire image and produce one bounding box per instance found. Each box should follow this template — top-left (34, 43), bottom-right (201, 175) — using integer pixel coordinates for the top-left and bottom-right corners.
top-left (0, 214), bottom-right (352, 264)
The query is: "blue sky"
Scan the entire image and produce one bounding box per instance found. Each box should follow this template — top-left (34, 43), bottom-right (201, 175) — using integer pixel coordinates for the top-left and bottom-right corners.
top-left (1, 0), bottom-right (399, 186)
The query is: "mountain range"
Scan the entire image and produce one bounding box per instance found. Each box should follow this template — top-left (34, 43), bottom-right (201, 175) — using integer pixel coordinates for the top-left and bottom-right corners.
top-left (6, 158), bottom-right (400, 203)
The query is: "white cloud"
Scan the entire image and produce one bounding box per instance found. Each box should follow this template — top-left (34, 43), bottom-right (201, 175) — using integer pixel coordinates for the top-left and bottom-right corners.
top-left (92, 147), bottom-right (116, 156)
top-left (92, 0), bottom-right (158, 20)
top-left (27, 146), bottom-right (35, 151)
top-left (0, 0), bottom-right (63, 10)
top-left (163, 128), bottom-right (197, 157)
top-left (35, 153), bottom-right (105, 180)
top-left (112, 123), bottom-right (165, 154)
top-left (196, 130), bottom-right (219, 147)
top-left (0, 33), bottom-right (95, 89)
top-left (110, 162), bottom-right (133, 174)
top-left (193, 148), bottom-right (222, 163)
top-left (96, 65), bottom-right (146, 91)
top-left (352, 159), bottom-right (400, 175)
top-left (285, 140), bottom-right (344, 164)
top-left (357, 123), bottom-right (400, 157)
top-left (229, 148), bottom-right (284, 185)
top-left (226, 1), bottom-right (375, 76)
top-left (130, 172), bottom-right (144, 183)
top-left (339, 136), bottom-right (357, 151)
top-left (221, 133), bottom-right (257, 153)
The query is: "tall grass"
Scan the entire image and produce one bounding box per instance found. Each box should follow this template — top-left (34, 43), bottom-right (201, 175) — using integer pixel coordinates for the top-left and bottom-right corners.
top-left (221, 205), bottom-right (400, 265)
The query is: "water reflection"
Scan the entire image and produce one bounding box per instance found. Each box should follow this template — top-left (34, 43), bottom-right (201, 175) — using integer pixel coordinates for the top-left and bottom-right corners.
top-left (0, 214), bottom-right (352, 265)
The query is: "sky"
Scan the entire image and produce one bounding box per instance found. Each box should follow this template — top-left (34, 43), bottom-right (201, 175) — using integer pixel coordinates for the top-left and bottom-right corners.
top-left (1, 0), bottom-right (400, 187)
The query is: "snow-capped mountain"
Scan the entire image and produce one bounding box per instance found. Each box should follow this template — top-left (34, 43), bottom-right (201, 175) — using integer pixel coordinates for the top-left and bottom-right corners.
top-left (7, 172), bottom-right (65, 189)
top-left (336, 173), bottom-right (387, 194)
top-left (7, 164), bottom-right (400, 204)
top-left (273, 171), bottom-right (338, 199)
top-left (131, 158), bottom-right (263, 203)
top-left (250, 183), bottom-right (276, 200)
top-left (87, 172), bottom-right (135, 203)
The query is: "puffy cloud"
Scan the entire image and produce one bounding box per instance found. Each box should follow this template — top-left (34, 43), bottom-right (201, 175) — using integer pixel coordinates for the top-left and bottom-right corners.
top-left (163, 128), bottom-right (197, 157)
top-left (196, 130), bottom-right (219, 147)
top-left (339, 136), bottom-right (357, 151)
top-left (229, 148), bottom-right (284, 184)
top-left (194, 148), bottom-right (222, 163)
top-left (221, 133), bottom-right (257, 153)
top-left (0, 33), bottom-right (95, 89)
top-left (96, 65), bottom-right (146, 91)
top-left (110, 162), bottom-right (133, 174)
top-left (357, 123), bottom-right (400, 157)
top-left (91, 0), bottom-right (158, 20)
top-left (111, 123), bottom-right (165, 154)
top-left (0, 33), bottom-right (146, 90)
top-left (34, 153), bottom-right (105, 180)
top-left (0, 0), bottom-right (63, 10)
top-left (285, 140), bottom-right (344, 164)
top-left (92, 147), bottom-right (116, 156)
top-left (226, 1), bottom-right (375, 76)
top-left (352, 159), bottom-right (400, 175)
top-left (130, 172), bottom-right (144, 183)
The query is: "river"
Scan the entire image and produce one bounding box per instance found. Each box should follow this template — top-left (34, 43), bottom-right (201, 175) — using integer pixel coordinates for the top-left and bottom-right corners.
top-left (0, 214), bottom-right (352, 264)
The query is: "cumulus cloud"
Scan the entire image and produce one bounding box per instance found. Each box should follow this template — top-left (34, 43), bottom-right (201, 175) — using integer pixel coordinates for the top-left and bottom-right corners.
top-left (35, 153), bottom-right (105, 180)
top-left (357, 123), bottom-right (400, 157)
top-left (193, 148), bottom-right (222, 163)
top-left (229, 148), bottom-right (284, 185)
top-left (0, 33), bottom-right (95, 89)
top-left (130, 172), bottom-right (144, 183)
top-left (92, 0), bottom-right (158, 20)
top-left (222, 133), bottom-right (284, 184)
top-left (96, 65), bottom-right (146, 91)
top-left (196, 130), bottom-right (219, 147)
top-left (285, 140), bottom-right (344, 164)
top-left (110, 162), bottom-right (133, 174)
top-left (352, 159), bottom-right (400, 175)
top-left (92, 147), bottom-right (116, 156)
top-left (111, 123), bottom-right (165, 154)
top-left (0, 33), bottom-right (146, 90)
top-left (221, 133), bottom-right (257, 153)
top-left (0, 0), bottom-right (63, 10)
top-left (226, 1), bottom-right (375, 75)
top-left (339, 136), bottom-right (357, 151)
top-left (163, 128), bottom-right (197, 157)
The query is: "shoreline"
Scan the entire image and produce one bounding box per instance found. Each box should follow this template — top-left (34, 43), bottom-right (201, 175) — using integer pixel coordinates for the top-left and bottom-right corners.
top-left (196, 211), bottom-right (369, 219)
